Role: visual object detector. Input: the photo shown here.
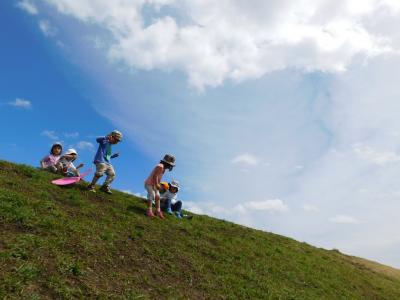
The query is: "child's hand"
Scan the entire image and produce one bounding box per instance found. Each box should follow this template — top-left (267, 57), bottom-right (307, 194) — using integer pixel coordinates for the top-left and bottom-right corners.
top-left (156, 183), bottom-right (161, 190)
top-left (111, 153), bottom-right (120, 159)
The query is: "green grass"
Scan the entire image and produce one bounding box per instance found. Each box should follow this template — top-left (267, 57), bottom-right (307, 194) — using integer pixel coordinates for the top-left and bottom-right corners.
top-left (1, 160), bottom-right (400, 299)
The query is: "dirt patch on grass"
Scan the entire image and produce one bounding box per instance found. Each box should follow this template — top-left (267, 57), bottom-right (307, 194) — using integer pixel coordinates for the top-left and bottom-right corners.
top-left (347, 256), bottom-right (400, 280)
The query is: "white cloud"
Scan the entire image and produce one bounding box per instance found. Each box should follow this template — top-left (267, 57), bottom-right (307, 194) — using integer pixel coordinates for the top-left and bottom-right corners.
top-left (76, 141), bottom-right (94, 151)
top-left (231, 153), bottom-right (259, 166)
top-left (64, 132), bottom-right (79, 138)
top-left (41, 130), bottom-right (59, 140)
top-left (17, 0), bottom-right (39, 15)
top-left (303, 204), bottom-right (319, 212)
top-left (330, 215), bottom-right (360, 224)
top-left (8, 98), bottom-right (32, 109)
top-left (122, 190), bottom-right (146, 198)
top-left (30, 0), bottom-right (400, 268)
top-left (122, 189), bottom-right (133, 195)
top-left (235, 199), bottom-right (289, 213)
top-left (352, 143), bottom-right (400, 165)
top-left (90, 36), bottom-right (106, 50)
top-left (39, 19), bottom-right (57, 37)
top-left (184, 201), bottom-right (204, 214)
top-left (184, 199), bottom-right (288, 217)
top-left (40, 0), bottom-right (398, 89)
top-left (0, 143), bottom-right (18, 148)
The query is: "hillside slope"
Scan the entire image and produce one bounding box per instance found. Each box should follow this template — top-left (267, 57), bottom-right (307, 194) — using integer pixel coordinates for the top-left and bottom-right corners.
top-left (1, 160), bottom-right (400, 299)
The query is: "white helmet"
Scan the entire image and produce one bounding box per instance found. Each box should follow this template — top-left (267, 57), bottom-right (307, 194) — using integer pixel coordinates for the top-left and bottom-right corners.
top-left (65, 148), bottom-right (78, 156)
top-left (170, 180), bottom-right (180, 191)
top-left (110, 130), bottom-right (123, 141)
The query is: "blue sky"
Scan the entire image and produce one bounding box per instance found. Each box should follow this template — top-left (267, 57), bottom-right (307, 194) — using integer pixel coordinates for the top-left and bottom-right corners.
top-left (0, 1), bottom-right (166, 196)
top-left (4, 0), bottom-right (400, 268)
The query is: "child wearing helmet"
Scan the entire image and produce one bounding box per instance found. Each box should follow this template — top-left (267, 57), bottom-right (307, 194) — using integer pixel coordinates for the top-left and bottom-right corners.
top-left (40, 143), bottom-right (63, 173)
top-left (144, 154), bottom-right (176, 219)
top-left (160, 180), bottom-right (183, 218)
top-left (87, 130), bottom-right (122, 194)
top-left (57, 148), bottom-right (84, 177)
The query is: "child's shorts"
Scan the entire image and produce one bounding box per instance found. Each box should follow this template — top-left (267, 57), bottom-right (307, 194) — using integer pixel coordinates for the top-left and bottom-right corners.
top-left (145, 184), bottom-right (160, 202)
top-left (95, 163), bottom-right (115, 177)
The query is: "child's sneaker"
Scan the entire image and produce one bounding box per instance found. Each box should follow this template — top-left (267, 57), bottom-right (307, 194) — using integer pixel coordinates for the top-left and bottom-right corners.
top-left (175, 211), bottom-right (182, 219)
top-left (147, 209), bottom-right (155, 218)
top-left (100, 185), bottom-right (112, 194)
top-left (87, 184), bottom-right (96, 193)
top-left (166, 207), bottom-right (173, 215)
top-left (183, 214), bottom-right (193, 220)
top-left (156, 210), bottom-right (165, 219)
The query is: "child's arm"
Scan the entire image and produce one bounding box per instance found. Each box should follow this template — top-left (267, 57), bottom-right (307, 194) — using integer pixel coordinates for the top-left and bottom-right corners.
top-left (69, 163), bottom-right (80, 176)
top-left (110, 153), bottom-right (119, 159)
top-left (154, 166), bottom-right (163, 189)
top-left (76, 163), bottom-right (84, 169)
top-left (73, 169), bottom-right (80, 177)
top-left (40, 156), bottom-right (48, 169)
top-left (96, 136), bottom-right (106, 143)
top-left (58, 158), bottom-right (69, 174)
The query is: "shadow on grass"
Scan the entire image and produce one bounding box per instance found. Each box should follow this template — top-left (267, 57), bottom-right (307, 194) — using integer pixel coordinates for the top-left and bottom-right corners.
top-left (127, 204), bottom-right (147, 216)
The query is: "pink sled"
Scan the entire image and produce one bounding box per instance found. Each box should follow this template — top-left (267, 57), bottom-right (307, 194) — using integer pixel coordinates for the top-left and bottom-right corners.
top-left (51, 169), bottom-right (92, 186)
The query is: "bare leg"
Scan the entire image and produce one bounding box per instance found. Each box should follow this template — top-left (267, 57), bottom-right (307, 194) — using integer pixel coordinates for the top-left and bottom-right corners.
top-left (155, 194), bottom-right (161, 211)
top-left (145, 184), bottom-right (155, 217)
top-left (155, 193), bottom-right (164, 218)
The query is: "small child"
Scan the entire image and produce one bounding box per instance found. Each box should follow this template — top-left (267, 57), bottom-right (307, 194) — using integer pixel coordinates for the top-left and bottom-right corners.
top-left (58, 148), bottom-right (84, 177)
top-left (40, 143), bottom-right (63, 173)
top-left (87, 130), bottom-right (122, 194)
top-left (160, 180), bottom-right (183, 218)
top-left (144, 154), bottom-right (176, 219)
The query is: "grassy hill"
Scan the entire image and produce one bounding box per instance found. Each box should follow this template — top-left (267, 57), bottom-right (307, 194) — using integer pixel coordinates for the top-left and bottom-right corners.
top-left (1, 160), bottom-right (400, 299)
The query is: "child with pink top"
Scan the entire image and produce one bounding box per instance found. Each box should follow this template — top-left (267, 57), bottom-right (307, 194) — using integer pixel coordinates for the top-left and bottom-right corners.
top-left (40, 143), bottom-right (62, 173)
top-left (144, 154), bottom-right (176, 219)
